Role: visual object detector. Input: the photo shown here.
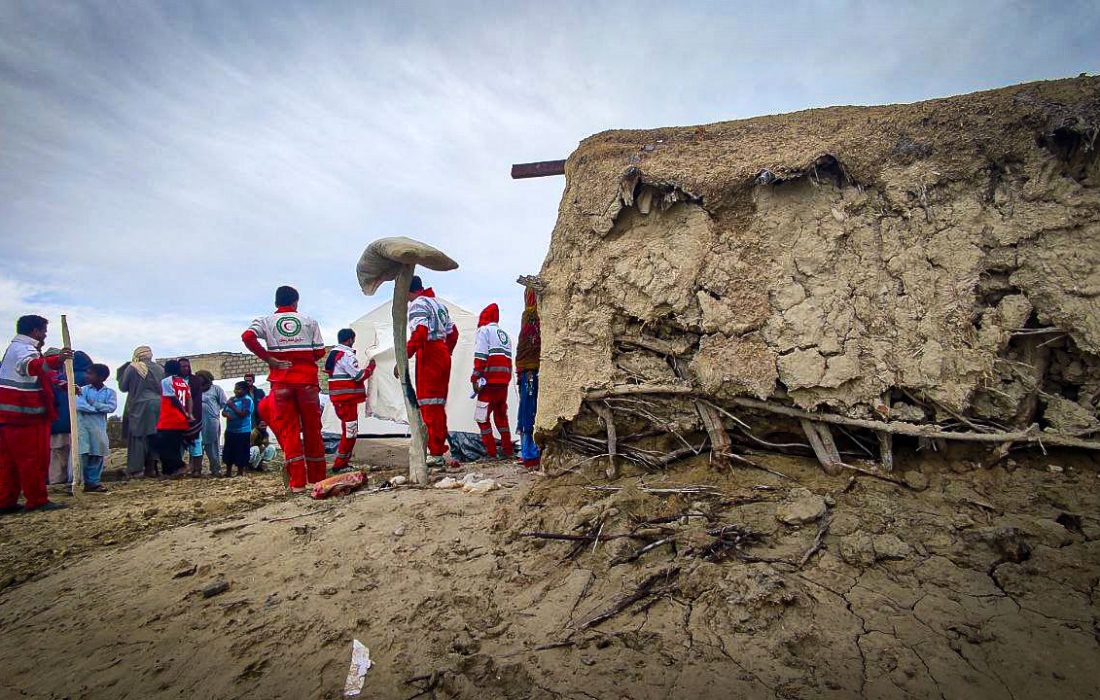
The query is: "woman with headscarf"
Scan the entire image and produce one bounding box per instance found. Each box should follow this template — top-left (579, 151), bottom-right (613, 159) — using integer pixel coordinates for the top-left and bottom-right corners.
top-left (117, 345), bottom-right (165, 477)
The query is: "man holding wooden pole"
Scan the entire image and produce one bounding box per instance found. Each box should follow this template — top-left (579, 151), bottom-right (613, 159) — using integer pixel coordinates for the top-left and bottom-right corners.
top-left (0, 315), bottom-right (71, 513)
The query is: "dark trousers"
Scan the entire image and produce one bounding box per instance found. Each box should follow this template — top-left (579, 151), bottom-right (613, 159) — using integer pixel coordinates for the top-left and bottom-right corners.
top-left (156, 430), bottom-right (186, 475)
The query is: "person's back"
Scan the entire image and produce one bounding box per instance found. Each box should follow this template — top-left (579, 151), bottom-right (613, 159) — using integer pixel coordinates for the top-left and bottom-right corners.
top-left (406, 276), bottom-right (458, 466)
top-left (241, 285), bottom-right (326, 491)
top-left (472, 304), bottom-right (513, 459)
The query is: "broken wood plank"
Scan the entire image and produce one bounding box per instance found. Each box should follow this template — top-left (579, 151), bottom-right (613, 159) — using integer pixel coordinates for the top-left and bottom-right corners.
top-left (877, 431), bottom-right (894, 473)
top-left (589, 401), bottom-right (618, 479)
top-left (801, 419), bottom-right (843, 476)
top-left (697, 401), bottom-right (732, 467)
top-left (511, 159), bottom-right (566, 179)
top-left (583, 385), bottom-right (1100, 450)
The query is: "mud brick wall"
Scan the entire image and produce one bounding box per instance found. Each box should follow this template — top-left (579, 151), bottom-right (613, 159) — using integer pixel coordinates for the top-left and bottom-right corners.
top-left (156, 350), bottom-right (333, 390)
top-left (537, 77), bottom-right (1100, 437)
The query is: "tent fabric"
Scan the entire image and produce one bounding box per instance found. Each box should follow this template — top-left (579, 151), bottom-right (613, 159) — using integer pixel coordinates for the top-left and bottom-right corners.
top-left (320, 297), bottom-right (520, 436)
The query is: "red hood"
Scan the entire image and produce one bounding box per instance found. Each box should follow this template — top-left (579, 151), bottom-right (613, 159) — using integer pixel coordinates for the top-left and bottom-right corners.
top-left (478, 303), bottom-right (499, 327)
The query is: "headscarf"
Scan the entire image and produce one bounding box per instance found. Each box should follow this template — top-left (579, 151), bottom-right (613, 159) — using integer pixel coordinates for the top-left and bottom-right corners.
top-left (478, 303), bottom-right (500, 328)
top-left (130, 346), bottom-right (153, 378)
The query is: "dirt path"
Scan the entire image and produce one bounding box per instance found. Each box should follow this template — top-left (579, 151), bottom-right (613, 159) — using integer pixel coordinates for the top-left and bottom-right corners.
top-left (1, 452), bottom-right (1098, 699)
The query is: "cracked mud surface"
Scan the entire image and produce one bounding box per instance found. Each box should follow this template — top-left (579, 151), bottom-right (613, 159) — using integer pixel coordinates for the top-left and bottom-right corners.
top-left (1, 451), bottom-right (1098, 699)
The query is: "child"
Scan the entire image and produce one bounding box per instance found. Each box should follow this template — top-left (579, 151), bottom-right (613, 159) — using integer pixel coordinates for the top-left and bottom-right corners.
top-left (75, 363), bottom-right (116, 493)
top-left (249, 421), bottom-right (276, 471)
top-left (221, 381), bottom-right (254, 477)
top-left (156, 359), bottom-right (193, 477)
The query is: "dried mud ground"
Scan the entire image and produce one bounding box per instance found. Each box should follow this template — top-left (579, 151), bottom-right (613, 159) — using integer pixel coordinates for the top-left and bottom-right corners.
top-left (0, 447), bottom-right (1098, 699)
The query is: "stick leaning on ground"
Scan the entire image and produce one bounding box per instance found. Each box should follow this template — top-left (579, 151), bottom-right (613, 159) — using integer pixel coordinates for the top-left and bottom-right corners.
top-left (62, 315), bottom-right (82, 496)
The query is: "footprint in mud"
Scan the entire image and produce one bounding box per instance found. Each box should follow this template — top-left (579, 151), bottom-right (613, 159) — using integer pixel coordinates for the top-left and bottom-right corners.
top-left (237, 657), bottom-right (269, 681)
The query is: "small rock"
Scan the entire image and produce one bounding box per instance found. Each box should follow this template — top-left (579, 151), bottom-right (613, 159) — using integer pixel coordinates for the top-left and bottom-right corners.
top-left (823, 494), bottom-right (836, 507)
top-left (202, 580), bottom-right (230, 598)
top-left (1004, 459), bottom-right (1018, 472)
top-left (839, 532), bottom-right (876, 567)
top-left (390, 475), bottom-right (408, 486)
top-left (903, 471), bottom-right (929, 491)
top-left (776, 488), bottom-right (827, 526)
top-left (581, 656), bottom-right (596, 666)
top-left (319, 586), bottom-right (337, 597)
top-left (392, 524), bottom-right (406, 537)
top-left (872, 534), bottom-right (911, 561)
top-left (1047, 464), bottom-right (1064, 474)
top-left (173, 562), bottom-right (198, 579)
top-left (451, 631), bottom-right (480, 655)
top-left (143, 507), bottom-right (159, 518)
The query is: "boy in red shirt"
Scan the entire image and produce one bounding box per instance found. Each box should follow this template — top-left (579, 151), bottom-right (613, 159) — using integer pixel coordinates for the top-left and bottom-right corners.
top-left (155, 358), bottom-right (192, 477)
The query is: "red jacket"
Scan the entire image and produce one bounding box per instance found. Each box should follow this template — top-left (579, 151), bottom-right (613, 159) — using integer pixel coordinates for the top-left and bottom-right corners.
top-left (0, 335), bottom-right (62, 425)
top-left (406, 289), bottom-right (458, 358)
top-left (325, 344), bottom-right (374, 406)
top-left (472, 303), bottom-right (513, 387)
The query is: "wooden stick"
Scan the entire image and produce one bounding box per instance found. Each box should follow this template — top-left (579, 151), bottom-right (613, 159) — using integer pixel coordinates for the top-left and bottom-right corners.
top-left (798, 516), bottom-right (832, 568)
top-left (877, 431), bottom-right (894, 473)
top-left (801, 420), bottom-right (842, 476)
top-left (62, 316), bottom-right (82, 496)
top-left (583, 387), bottom-right (1100, 450)
top-left (589, 401), bottom-right (618, 479)
top-left (574, 567), bottom-right (680, 631)
top-left (393, 265), bottom-right (429, 485)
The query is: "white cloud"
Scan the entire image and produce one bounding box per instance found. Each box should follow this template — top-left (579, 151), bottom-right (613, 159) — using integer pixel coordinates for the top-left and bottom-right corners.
top-left (1, 0), bottom-right (1097, 370)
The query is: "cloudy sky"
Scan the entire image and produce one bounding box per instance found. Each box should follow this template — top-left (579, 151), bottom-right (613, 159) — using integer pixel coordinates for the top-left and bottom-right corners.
top-left (2, 0), bottom-right (1098, 383)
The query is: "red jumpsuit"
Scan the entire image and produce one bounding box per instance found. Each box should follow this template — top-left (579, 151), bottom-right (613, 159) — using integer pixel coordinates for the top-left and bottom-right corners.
top-left (0, 335), bottom-right (63, 510)
top-left (471, 304), bottom-right (513, 457)
top-left (243, 306), bottom-right (327, 488)
top-left (325, 343), bottom-right (374, 469)
top-left (407, 289), bottom-right (458, 457)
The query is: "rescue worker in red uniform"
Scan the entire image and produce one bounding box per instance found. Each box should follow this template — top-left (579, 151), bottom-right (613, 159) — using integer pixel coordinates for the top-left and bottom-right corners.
top-left (407, 276), bottom-right (458, 467)
top-left (324, 328), bottom-right (375, 473)
top-left (242, 286), bottom-right (327, 492)
top-left (0, 315), bottom-right (71, 513)
top-left (471, 303), bottom-right (514, 459)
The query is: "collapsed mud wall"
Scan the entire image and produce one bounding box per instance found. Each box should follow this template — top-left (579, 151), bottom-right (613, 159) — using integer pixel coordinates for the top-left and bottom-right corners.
top-left (536, 77), bottom-right (1100, 455)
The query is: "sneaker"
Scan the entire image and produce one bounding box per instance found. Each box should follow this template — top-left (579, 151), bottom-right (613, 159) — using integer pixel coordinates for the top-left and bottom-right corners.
top-left (83, 484), bottom-right (109, 494)
top-left (25, 501), bottom-right (66, 512)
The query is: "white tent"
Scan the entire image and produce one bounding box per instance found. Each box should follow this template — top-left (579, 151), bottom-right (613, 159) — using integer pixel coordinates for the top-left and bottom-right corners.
top-left (321, 297), bottom-right (519, 436)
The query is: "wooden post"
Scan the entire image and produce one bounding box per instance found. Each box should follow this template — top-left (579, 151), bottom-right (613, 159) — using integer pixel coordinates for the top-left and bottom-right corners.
top-left (392, 266), bottom-right (429, 485)
top-left (61, 316), bottom-right (82, 496)
top-left (877, 431), bottom-right (894, 472)
top-left (801, 419), bottom-right (842, 476)
top-left (590, 401), bottom-right (617, 479)
top-left (696, 402), bottom-right (732, 466)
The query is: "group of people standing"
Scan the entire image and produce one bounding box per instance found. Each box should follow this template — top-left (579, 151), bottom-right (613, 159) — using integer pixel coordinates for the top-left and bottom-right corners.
top-left (0, 277), bottom-right (542, 509)
top-left (115, 349), bottom-right (273, 479)
top-left (241, 278), bottom-right (542, 493)
top-left (0, 316), bottom-right (116, 511)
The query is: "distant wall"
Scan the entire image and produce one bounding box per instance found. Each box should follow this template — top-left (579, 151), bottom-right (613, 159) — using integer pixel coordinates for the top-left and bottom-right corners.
top-left (156, 350), bottom-right (333, 390)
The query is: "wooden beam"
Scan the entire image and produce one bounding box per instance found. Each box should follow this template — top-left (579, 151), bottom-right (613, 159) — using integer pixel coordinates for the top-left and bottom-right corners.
top-left (511, 160), bottom-right (566, 179)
